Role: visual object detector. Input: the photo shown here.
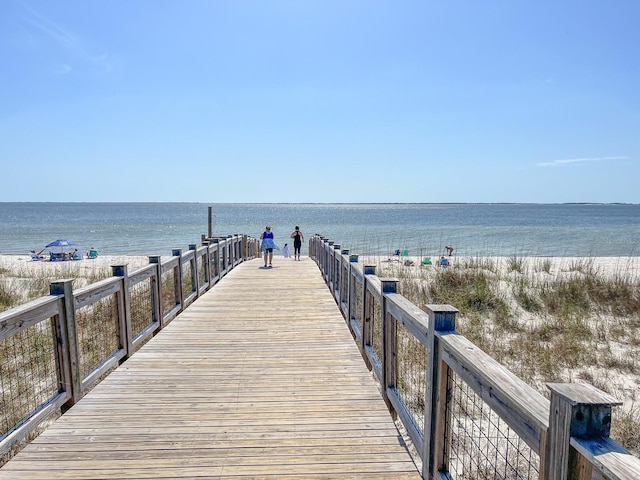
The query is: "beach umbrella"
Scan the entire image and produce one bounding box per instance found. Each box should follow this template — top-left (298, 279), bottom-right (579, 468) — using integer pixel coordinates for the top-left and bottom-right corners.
top-left (45, 239), bottom-right (77, 248)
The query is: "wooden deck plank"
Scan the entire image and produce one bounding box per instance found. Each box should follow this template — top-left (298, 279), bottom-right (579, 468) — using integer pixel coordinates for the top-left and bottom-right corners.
top-left (0, 258), bottom-right (420, 479)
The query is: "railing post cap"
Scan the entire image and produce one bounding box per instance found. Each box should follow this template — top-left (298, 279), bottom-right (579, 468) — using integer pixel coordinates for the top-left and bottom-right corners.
top-left (547, 382), bottom-right (621, 439)
top-left (380, 278), bottom-right (399, 293)
top-left (547, 383), bottom-right (621, 407)
top-left (111, 264), bottom-right (128, 276)
top-left (349, 254), bottom-right (359, 262)
top-left (148, 255), bottom-right (161, 263)
top-left (363, 264), bottom-right (376, 275)
top-left (188, 244), bottom-right (197, 250)
top-left (341, 249), bottom-right (349, 255)
top-left (172, 248), bottom-right (182, 256)
top-left (49, 279), bottom-right (74, 295)
top-left (425, 304), bottom-right (459, 314)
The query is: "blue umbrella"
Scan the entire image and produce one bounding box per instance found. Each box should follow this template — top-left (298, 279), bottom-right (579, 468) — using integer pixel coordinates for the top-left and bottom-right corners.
top-left (46, 239), bottom-right (77, 248)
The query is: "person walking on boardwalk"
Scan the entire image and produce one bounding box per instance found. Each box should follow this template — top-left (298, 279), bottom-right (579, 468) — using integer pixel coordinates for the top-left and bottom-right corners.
top-left (260, 225), bottom-right (277, 267)
top-left (290, 225), bottom-right (304, 261)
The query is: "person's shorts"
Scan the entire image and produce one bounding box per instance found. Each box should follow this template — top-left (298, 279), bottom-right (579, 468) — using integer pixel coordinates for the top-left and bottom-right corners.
top-left (265, 248), bottom-right (273, 253)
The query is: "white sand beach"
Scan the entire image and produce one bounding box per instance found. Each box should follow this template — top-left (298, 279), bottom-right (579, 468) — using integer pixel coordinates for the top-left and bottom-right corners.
top-left (0, 253), bottom-right (153, 278)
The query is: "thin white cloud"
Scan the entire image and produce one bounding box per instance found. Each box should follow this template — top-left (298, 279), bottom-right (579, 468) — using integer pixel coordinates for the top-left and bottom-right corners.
top-left (19, 2), bottom-right (115, 73)
top-left (537, 156), bottom-right (628, 168)
top-left (20, 2), bottom-right (78, 48)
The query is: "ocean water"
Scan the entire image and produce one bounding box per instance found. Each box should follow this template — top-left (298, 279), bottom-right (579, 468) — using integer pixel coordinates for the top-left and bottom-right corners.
top-left (1, 203), bottom-right (639, 257)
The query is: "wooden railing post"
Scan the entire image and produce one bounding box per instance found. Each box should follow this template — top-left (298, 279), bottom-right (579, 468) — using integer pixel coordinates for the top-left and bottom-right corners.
top-left (211, 239), bottom-right (220, 279)
top-left (348, 254), bottom-right (359, 326)
top-left (229, 235), bottom-right (236, 266)
top-left (381, 278), bottom-right (399, 419)
top-left (148, 255), bottom-right (163, 329)
top-left (50, 279), bottom-right (81, 411)
top-left (333, 244), bottom-right (341, 300)
top-left (340, 249), bottom-right (349, 311)
top-left (361, 265), bottom-right (376, 370)
top-left (111, 265), bottom-right (133, 360)
top-left (322, 239), bottom-right (330, 281)
top-left (221, 238), bottom-right (228, 270)
top-left (318, 238), bottom-right (325, 276)
top-left (201, 241), bottom-right (211, 288)
top-left (188, 244), bottom-right (199, 297)
top-left (545, 383), bottom-right (622, 480)
top-left (172, 248), bottom-right (184, 311)
top-left (242, 234), bottom-right (248, 260)
top-left (327, 241), bottom-right (334, 285)
top-left (424, 304), bottom-right (458, 479)
top-left (227, 235), bottom-right (234, 267)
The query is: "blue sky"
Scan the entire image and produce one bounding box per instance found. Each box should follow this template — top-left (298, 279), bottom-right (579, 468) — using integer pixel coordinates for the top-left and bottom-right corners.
top-left (1, 1), bottom-right (638, 203)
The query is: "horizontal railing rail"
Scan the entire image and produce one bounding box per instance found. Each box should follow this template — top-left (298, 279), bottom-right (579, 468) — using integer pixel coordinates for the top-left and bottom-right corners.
top-left (310, 234), bottom-right (640, 480)
top-left (0, 234), bottom-right (259, 461)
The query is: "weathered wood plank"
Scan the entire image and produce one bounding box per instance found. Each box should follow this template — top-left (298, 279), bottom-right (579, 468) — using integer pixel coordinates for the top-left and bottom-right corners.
top-left (0, 258), bottom-right (420, 479)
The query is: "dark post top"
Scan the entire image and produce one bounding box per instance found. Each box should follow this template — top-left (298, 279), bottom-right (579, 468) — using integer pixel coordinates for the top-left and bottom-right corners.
top-left (111, 265), bottom-right (128, 277)
top-left (363, 265), bottom-right (376, 275)
top-left (380, 278), bottom-right (399, 294)
top-left (547, 382), bottom-right (622, 439)
top-left (49, 279), bottom-right (74, 295)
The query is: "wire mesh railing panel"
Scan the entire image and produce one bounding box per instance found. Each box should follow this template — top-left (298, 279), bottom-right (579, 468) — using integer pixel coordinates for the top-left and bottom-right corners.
top-left (0, 321), bottom-right (58, 438)
top-left (181, 262), bottom-right (193, 300)
top-left (161, 269), bottom-right (176, 315)
top-left (353, 279), bottom-right (363, 330)
top-left (372, 299), bottom-right (383, 365)
top-left (447, 370), bottom-right (539, 480)
top-left (75, 295), bottom-right (120, 378)
top-left (129, 277), bottom-right (154, 340)
top-left (211, 251), bottom-right (219, 278)
top-left (197, 255), bottom-right (207, 287)
top-left (396, 320), bottom-right (427, 431)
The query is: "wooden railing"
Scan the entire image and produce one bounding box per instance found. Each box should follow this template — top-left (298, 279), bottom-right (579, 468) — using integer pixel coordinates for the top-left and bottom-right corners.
top-left (310, 235), bottom-right (640, 480)
top-left (0, 234), bottom-right (259, 460)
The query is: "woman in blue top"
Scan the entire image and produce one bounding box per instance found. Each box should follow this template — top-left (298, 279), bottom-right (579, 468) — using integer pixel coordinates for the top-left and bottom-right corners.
top-left (260, 225), bottom-right (277, 268)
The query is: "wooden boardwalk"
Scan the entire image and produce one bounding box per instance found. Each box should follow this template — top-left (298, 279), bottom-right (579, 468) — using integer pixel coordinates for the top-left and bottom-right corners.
top-left (0, 258), bottom-right (420, 479)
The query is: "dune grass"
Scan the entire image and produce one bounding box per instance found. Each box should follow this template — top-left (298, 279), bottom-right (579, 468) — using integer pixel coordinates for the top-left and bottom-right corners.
top-left (378, 255), bottom-right (640, 455)
top-left (0, 262), bottom-right (114, 311)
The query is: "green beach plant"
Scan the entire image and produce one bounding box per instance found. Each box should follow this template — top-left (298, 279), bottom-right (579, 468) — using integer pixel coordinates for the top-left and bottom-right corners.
top-left (377, 255), bottom-right (640, 455)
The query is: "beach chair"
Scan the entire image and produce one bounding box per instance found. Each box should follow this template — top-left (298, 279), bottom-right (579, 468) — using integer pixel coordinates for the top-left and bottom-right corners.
top-left (401, 249), bottom-right (409, 257)
top-left (49, 251), bottom-right (65, 261)
top-left (72, 251), bottom-right (83, 260)
top-left (421, 256), bottom-right (432, 266)
top-left (30, 251), bottom-right (44, 261)
top-left (87, 249), bottom-right (98, 259)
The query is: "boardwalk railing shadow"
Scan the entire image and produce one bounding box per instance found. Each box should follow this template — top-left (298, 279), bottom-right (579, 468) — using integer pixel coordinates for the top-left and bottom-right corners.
top-left (0, 234), bottom-right (260, 463)
top-left (310, 235), bottom-right (640, 480)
